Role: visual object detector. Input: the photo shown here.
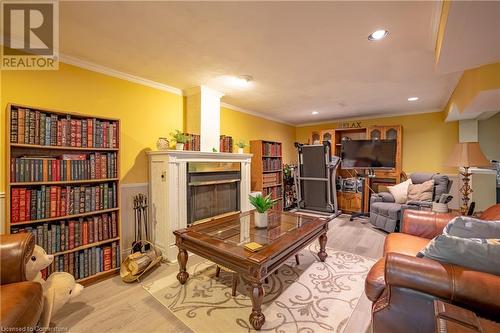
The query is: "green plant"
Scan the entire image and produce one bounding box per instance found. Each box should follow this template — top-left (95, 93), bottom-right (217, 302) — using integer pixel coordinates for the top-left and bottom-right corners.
top-left (249, 194), bottom-right (277, 213)
top-left (235, 140), bottom-right (247, 149)
top-left (170, 130), bottom-right (188, 144)
top-left (212, 147), bottom-right (218, 152)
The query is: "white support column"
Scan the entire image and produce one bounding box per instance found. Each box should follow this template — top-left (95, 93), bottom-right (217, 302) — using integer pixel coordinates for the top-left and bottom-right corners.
top-left (459, 119), bottom-right (478, 142)
top-left (185, 85), bottom-right (224, 152)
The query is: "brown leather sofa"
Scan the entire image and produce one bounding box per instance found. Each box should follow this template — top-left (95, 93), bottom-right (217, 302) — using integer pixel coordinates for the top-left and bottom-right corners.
top-left (365, 205), bottom-right (500, 333)
top-left (1, 233), bottom-right (44, 330)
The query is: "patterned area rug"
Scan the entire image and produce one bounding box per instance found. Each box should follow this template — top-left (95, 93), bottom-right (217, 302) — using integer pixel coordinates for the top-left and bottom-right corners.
top-left (143, 243), bottom-right (375, 333)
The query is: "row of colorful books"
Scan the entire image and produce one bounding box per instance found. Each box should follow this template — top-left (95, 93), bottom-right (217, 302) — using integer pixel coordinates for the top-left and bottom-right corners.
top-left (262, 142), bottom-right (282, 157)
top-left (182, 133), bottom-right (201, 151)
top-left (219, 135), bottom-right (233, 153)
top-left (11, 183), bottom-right (117, 223)
top-left (263, 158), bottom-right (282, 172)
top-left (10, 108), bottom-right (119, 148)
top-left (11, 212), bottom-right (118, 253)
top-left (40, 242), bottom-right (120, 280)
top-left (263, 186), bottom-right (282, 200)
top-left (263, 172), bottom-right (281, 186)
top-left (10, 152), bottom-right (118, 183)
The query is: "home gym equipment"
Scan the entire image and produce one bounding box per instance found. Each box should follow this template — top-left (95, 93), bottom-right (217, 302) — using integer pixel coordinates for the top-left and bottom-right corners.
top-left (293, 141), bottom-right (341, 217)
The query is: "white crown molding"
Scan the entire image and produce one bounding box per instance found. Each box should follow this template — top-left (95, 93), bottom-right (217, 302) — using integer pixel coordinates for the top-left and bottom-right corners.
top-left (59, 54), bottom-right (183, 96)
top-left (220, 102), bottom-right (294, 126)
top-left (53, 55), bottom-right (444, 128)
top-left (295, 108), bottom-right (443, 127)
top-left (58, 54), bottom-right (295, 125)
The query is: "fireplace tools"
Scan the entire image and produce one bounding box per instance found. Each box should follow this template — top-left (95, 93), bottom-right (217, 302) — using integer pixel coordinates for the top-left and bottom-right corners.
top-left (132, 193), bottom-right (150, 253)
top-left (121, 193), bottom-right (162, 283)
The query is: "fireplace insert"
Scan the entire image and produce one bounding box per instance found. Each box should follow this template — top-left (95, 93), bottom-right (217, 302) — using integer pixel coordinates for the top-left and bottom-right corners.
top-left (187, 162), bottom-right (241, 225)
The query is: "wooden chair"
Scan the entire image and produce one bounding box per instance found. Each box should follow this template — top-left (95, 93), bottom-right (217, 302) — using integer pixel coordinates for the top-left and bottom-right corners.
top-left (216, 254), bottom-right (300, 296)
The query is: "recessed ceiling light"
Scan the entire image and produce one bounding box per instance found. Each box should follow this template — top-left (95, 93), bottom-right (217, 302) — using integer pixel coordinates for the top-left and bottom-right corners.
top-left (368, 29), bottom-right (389, 41)
top-left (407, 97), bottom-right (419, 102)
top-left (312, 111), bottom-right (319, 115)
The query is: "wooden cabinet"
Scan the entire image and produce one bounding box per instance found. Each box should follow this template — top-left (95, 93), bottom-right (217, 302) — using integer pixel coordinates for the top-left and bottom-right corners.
top-left (310, 131), bottom-right (321, 144)
top-left (320, 130), bottom-right (335, 144)
top-left (366, 125), bottom-right (402, 182)
top-left (338, 192), bottom-right (362, 213)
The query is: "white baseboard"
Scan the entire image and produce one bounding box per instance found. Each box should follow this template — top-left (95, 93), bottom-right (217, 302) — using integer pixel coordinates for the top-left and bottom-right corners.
top-left (0, 192), bottom-right (5, 235)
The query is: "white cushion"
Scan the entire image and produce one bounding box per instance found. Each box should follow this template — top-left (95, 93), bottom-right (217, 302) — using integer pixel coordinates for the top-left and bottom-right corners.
top-left (387, 179), bottom-right (412, 204)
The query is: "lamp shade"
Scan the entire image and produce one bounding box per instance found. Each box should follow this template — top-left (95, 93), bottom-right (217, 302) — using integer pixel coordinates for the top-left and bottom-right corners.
top-left (445, 142), bottom-right (491, 168)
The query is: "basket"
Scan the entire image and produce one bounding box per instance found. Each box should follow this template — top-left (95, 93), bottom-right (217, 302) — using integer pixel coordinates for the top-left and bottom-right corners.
top-left (120, 240), bottom-right (163, 283)
top-left (432, 202), bottom-right (449, 213)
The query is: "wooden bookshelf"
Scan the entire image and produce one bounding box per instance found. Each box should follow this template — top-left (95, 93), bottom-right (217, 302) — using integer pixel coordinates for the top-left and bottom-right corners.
top-left (6, 103), bottom-right (121, 286)
top-left (250, 140), bottom-right (283, 211)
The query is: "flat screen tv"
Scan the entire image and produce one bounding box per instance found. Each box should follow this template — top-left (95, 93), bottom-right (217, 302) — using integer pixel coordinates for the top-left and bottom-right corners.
top-left (341, 140), bottom-right (396, 169)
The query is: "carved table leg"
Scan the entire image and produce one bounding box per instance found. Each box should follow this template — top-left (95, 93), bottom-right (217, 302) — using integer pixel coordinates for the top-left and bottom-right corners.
top-left (248, 282), bottom-right (265, 330)
top-left (176, 248), bottom-right (189, 284)
top-left (318, 233), bottom-right (328, 262)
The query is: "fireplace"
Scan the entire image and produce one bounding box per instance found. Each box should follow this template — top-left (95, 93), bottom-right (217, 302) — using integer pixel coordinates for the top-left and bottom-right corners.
top-left (147, 150), bottom-right (252, 261)
top-left (187, 162), bottom-right (241, 224)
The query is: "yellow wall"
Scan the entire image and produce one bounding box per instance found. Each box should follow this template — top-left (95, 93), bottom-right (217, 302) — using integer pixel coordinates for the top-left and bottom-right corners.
top-left (296, 111), bottom-right (459, 174)
top-left (0, 63), bottom-right (297, 192)
top-left (443, 62), bottom-right (500, 118)
top-left (1, 63), bottom-right (184, 191)
top-left (220, 107), bottom-right (296, 163)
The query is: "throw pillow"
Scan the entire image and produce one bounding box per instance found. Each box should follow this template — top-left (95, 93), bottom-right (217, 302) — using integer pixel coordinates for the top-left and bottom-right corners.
top-left (407, 179), bottom-right (434, 202)
top-left (417, 234), bottom-right (500, 275)
top-left (417, 216), bottom-right (500, 275)
top-left (444, 216), bottom-right (500, 238)
top-left (387, 179), bottom-right (412, 204)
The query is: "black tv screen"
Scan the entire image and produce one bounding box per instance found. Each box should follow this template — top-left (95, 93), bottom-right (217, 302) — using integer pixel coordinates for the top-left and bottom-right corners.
top-left (341, 140), bottom-right (396, 169)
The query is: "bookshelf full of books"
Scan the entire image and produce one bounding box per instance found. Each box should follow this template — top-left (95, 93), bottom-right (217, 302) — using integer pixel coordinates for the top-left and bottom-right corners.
top-left (6, 103), bottom-right (121, 285)
top-left (250, 140), bottom-right (283, 211)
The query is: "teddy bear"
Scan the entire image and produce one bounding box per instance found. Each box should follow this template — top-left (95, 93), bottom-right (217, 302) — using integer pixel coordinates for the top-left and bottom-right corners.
top-left (25, 245), bottom-right (84, 330)
top-left (26, 244), bottom-right (54, 287)
top-left (39, 272), bottom-right (84, 329)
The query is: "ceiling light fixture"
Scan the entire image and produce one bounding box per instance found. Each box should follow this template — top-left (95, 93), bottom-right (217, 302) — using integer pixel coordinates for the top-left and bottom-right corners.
top-left (368, 29), bottom-right (389, 41)
top-left (312, 111), bottom-right (319, 115)
top-left (221, 75), bottom-right (253, 88)
top-left (407, 97), bottom-right (419, 102)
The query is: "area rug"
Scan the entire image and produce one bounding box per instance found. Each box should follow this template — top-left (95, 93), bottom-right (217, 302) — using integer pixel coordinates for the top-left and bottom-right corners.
top-left (142, 243), bottom-right (375, 333)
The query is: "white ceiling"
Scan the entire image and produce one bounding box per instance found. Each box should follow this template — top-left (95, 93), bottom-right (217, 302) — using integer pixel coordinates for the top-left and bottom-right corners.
top-left (58, 1), bottom-right (476, 125)
top-left (436, 1), bottom-right (500, 74)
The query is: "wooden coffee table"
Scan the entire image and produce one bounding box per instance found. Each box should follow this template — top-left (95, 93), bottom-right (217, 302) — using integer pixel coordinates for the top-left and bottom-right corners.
top-left (173, 210), bottom-right (330, 330)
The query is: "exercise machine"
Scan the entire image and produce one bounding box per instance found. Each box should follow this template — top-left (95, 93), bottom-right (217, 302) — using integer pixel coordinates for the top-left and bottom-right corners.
top-left (293, 141), bottom-right (341, 217)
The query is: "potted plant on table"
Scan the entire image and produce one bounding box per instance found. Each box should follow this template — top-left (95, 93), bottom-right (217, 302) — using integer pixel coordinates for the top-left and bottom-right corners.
top-left (249, 193), bottom-right (277, 228)
top-left (170, 130), bottom-right (188, 150)
top-left (235, 140), bottom-right (247, 154)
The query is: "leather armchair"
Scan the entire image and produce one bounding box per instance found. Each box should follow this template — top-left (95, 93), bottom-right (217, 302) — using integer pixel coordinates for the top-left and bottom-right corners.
top-left (366, 205), bottom-right (500, 333)
top-left (1, 233), bottom-right (44, 330)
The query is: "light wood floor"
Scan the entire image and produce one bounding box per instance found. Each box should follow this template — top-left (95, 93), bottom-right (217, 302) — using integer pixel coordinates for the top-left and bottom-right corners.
top-left (52, 215), bottom-right (386, 333)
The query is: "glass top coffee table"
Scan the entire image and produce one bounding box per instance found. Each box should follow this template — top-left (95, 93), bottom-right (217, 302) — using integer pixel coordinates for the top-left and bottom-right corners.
top-left (173, 210), bottom-right (330, 330)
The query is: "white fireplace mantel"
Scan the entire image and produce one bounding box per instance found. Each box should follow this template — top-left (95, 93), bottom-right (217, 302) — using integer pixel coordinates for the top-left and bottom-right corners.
top-left (147, 150), bottom-right (252, 261)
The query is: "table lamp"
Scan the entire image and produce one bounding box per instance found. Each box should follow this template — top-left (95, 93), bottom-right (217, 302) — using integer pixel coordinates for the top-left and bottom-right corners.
top-left (445, 142), bottom-right (491, 215)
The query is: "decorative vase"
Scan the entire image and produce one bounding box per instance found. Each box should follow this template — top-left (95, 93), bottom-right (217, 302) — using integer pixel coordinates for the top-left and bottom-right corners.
top-left (254, 211), bottom-right (268, 228)
top-left (237, 147), bottom-right (244, 154)
top-left (176, 143), bottom-right (184, 150)
top-left (156, 137), bottom-right (169, 151)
